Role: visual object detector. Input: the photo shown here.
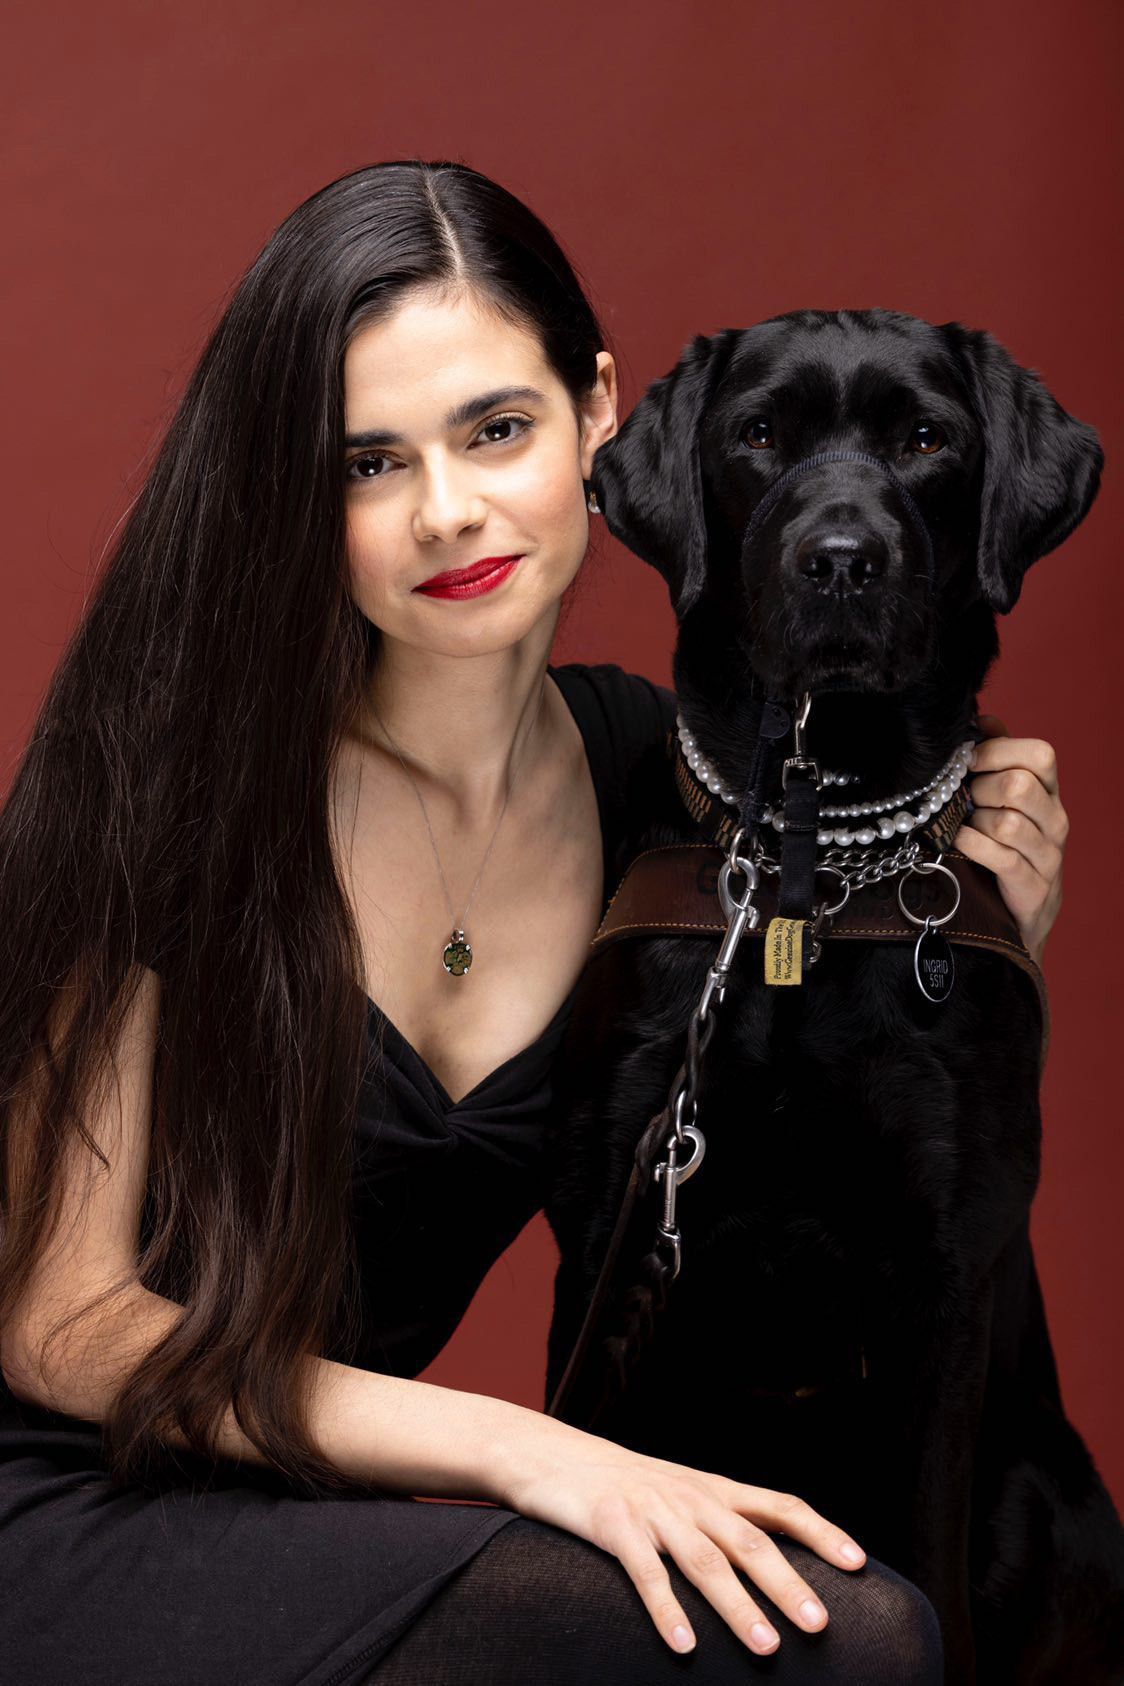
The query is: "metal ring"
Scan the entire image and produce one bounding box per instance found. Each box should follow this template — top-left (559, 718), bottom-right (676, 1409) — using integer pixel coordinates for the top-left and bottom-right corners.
top-left (671, 1084), bottom-right (697, 1142)
top-left (813, 863), bottom-right (851, 918)
top-left (897, 859), bottom-right (961, 929)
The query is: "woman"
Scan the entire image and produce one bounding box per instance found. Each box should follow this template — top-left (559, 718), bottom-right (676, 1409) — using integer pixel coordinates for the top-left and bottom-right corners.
top-left (0, 160), bottom-right (1066, 1683)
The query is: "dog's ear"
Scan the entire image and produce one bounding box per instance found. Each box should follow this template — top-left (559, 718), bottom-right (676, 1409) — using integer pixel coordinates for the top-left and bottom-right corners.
top-left (590, 329), bottom-right (742, 617)
top-left (940, 322), bottom-right (1104, 614)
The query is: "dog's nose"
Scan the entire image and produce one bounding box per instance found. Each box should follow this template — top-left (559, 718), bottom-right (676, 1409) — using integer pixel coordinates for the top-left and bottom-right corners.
top-left (794, 531), bottom-right (887, 598)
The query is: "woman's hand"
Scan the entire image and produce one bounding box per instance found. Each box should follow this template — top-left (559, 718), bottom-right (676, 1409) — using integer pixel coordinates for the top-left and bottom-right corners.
top-left (952, 713), bottom-right (1068, 967)
top-left (501, 1424), bottom-right (867, 1657)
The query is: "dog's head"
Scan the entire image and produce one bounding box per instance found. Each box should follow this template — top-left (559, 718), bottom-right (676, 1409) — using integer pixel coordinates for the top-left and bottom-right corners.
top-left (591, 309), bottom-right (1103, 697)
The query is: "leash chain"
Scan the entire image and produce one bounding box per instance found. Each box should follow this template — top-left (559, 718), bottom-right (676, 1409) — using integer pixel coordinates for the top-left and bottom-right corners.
top-left (597, 826), bottom-right (942, 1406)
top-left (598, 827), bottom-right (758, 1400)
top-left (610, 829), bottom-right (936, 1355)
top-left (644, 830), bottom-right (935, 1286)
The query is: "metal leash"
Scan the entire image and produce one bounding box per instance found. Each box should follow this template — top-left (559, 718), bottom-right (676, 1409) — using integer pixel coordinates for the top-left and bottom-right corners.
top-left (647, 825), bottom-right (936, 1282)
top-left (649, 824), bottom-right (758, 1282)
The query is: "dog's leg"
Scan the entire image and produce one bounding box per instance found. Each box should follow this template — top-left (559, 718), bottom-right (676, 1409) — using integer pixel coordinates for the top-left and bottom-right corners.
top-left (969, 1220), bottom-right (1124, 1684)
top-left (864, 1269), bottom-right (996, 1686)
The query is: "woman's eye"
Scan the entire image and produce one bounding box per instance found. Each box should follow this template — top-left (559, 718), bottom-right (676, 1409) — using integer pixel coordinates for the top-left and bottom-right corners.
top-left (345, 413), bottom-right (534, 484)
top-left (346, 452), bottom-right (392, 482)
top-left (742, 417), bottom-right (774, 449)
top-left (472, 412), bottom-right (535, 447)
top-left (910, 420), bottom-right (945, 454)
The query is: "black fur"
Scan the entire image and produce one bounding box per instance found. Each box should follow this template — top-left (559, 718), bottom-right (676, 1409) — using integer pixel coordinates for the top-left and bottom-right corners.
top-left (542, 309), bottom-right (1123, 1683)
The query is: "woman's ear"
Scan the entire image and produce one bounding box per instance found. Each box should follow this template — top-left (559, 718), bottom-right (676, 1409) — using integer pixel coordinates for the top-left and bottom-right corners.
top-left (940, 321), bottom-right (1104, 614)
top-left (589, 328), bottom-right (742, 618)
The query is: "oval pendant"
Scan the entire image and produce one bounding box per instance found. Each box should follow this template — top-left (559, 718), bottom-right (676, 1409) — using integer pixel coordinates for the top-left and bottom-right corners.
top-left (443, 932), bottom-right (472, 976)
top-left (914, 926), bottom-right (955, 1002)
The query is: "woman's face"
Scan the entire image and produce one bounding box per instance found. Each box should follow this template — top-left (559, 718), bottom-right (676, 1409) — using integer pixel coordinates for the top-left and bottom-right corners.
top-left (342, 286), bottom-right (616, 659)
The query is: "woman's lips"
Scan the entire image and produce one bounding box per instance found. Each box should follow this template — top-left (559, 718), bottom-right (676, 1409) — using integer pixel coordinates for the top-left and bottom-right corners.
top-left (413, 555), bottom-right (524, 599)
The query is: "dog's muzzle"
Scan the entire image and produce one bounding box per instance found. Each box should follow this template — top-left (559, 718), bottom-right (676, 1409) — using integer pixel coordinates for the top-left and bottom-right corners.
top-left (740, 447), bottom-right (937, 595)
top-left (727, 451), bottom-right (941, 922)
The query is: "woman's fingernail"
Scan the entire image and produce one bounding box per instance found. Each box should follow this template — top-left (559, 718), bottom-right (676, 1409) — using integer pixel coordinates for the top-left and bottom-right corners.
top-left (840, 1542), bottom-right (864, 1563)
top-left (800, 1598), bottom-right (827, 1624)
top-left (751, 1621), bottom-right (779, 1647)
top-left (671, 1624), bottom-right (695, 1652)
top-left (968, 745), bottom-right (978, 768)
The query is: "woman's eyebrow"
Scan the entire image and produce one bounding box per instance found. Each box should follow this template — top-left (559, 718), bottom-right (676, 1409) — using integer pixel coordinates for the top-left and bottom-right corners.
top-left (344, 386), bottom-right (548, 449)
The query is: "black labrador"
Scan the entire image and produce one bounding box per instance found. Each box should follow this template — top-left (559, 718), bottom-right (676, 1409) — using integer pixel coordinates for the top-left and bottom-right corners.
top-left (542, 309), bottom-right (1124, 1683)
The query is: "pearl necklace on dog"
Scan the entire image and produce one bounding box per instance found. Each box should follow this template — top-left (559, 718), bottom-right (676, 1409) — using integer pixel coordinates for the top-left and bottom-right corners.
top-left (672, 704), bottom-right (974, 1004)
top-left (675, 711), bottom-right (974, 849)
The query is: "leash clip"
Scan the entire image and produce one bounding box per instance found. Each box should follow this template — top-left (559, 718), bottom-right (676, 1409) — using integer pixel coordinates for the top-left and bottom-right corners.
top-left (781, 690), bottom-right (822, 790)
top-left (654, 1118), bottom-right (707, 1281)
top-left (702, 834), bottom-right (760, 1018)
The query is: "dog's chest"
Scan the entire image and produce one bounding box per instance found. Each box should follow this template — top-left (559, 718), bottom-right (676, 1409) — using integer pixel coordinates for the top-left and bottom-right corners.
top-left (554, 930), bottom-right (1043, 1306)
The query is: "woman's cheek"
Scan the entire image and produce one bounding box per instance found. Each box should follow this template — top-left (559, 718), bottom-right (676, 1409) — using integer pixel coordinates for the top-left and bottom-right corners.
top-left (344, 520), bottom-right (395, 628)
top-left (516, 467), bottom-right (589, 589)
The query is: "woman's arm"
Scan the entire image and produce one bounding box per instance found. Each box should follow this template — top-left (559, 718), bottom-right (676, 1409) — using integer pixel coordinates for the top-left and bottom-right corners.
top-left (0, 916), bottom-right (869, 1664)
top-left (1, 1278), bottom-right (576, 1503)
top-left (0, 961), bottom-right (561, 1504)
top-left (2, 1275), bottom-right (870, 1661)
top-left (952, 712), bottom-right (1069, 967)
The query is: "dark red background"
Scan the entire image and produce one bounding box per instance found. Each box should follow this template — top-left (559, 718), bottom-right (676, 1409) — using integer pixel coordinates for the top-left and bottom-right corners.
top-left (2, 2), bottom-right (1120, 1505)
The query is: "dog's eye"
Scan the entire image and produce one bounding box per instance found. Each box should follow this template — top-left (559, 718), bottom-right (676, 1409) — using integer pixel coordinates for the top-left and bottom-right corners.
top-left (911, 421), bottom-right (945, 454)
top-left (742, 418), bottom-right (774, 449)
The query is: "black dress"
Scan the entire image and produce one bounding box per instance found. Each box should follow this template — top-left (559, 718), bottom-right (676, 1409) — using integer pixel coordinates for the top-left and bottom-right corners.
top-left (0, 661), bottom-right (677, 1686)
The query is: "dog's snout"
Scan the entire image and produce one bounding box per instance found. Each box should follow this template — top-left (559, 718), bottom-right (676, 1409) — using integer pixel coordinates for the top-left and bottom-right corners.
top-left (794, 530), bottom-right (888, 597)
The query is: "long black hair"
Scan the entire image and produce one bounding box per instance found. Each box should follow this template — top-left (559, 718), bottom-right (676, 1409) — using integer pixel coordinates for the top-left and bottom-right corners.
top-left (0, 159), bottom-right (615, 1495)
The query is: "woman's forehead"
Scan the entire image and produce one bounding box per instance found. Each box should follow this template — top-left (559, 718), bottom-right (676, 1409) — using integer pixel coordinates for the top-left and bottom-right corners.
top-left (343, 297), bottom-right (553, 435)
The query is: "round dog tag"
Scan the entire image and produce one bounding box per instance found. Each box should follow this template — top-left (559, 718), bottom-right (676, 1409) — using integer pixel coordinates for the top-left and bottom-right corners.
top-left (914, 922), bottom-right (955, 1002)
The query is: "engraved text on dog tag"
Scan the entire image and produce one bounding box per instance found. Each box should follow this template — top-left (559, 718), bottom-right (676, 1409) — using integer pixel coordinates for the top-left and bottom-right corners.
top-left (914, 925), bottom-right (955, 1002)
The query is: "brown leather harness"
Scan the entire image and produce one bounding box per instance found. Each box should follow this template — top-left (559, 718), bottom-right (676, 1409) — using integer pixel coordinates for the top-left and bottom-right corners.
top-left (589, 839), bottom-right (1048, 1052)
top-left (544, 794), bottom-right (1049, 1423)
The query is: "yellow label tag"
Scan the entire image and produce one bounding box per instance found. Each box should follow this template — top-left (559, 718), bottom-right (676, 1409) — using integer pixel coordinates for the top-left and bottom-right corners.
top-left (764, 916), bottom-right (805, 986)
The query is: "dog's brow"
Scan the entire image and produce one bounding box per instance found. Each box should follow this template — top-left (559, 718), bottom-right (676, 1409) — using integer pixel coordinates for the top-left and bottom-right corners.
top-left (719, 359), bottom-right (967, 446)
top-left (729, 361), bottom-right (840, 411)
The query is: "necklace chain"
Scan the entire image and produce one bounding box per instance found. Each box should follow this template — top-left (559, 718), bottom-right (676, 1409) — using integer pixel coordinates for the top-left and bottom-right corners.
top-left (368, 680), bottom-right (546, 974)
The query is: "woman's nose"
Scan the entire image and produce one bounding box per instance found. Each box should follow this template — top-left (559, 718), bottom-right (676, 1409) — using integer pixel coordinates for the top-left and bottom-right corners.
top-left (411, 461), bottom-right (488, 543)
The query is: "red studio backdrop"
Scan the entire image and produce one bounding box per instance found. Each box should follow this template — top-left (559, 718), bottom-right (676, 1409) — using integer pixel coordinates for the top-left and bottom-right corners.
top-left (2, 2), bottom-right (1121, 1506)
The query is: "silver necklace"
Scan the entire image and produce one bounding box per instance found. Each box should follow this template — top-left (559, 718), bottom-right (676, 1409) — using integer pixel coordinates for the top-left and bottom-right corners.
top-left (369, 681), bottom-right (546, 977)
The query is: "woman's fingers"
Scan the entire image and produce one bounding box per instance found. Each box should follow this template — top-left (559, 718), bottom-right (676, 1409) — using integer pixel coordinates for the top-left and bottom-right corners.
top-left (970, 722), bottom-right (1060, 799)
top-left (955, 788), bottom-right (1065, 881)
top-left (955, 730), bottom-right (1068, 962)
top-left (965, 763), bottom-right (1067, 850)
top-left (716, 1475), bottom-right (867, 1571)
top-left (508, 1433), bottom-right (871, 1659)
top-left (671, 1503), bottom-right (839, 1642)
top-left (609, 1487), bottom-right (852, 1658)
top-left (606, 1523), bottom-right (704, 1653)
top-left (965, 731), bottom-right (1066, 852)
top-left (608, 1510), bottom-right (793, 1657)
top-left (649, 1512), bottom-right (789, 1654)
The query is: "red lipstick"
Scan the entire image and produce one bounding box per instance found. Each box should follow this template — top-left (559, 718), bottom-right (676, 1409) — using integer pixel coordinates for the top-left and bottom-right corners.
top-left (413, 555), bottom-right (524, 600)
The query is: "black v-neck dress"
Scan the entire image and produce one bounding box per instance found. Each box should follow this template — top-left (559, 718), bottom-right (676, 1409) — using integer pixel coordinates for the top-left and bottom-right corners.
top-left (0, 661), bottom-right (676, 1686)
